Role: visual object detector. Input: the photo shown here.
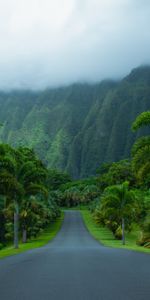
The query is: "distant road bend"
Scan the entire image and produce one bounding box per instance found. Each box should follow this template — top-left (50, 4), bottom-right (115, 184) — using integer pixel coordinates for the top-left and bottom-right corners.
top-left (0, 211), bottom-right (149, 300)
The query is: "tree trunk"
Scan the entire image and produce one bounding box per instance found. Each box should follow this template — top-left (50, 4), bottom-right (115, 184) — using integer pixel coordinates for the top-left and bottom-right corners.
top-left (22, 229), bottom-right (27, 243)
top-left (122, 217), bottom-right (125, 245)
top-left (14, 201), bottom-right (19, 249)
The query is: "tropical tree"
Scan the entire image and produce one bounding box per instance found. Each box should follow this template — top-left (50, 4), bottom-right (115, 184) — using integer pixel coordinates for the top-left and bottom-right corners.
top-left (0, 144), bottom-right (50, 248)
top-left (0, 144), bottom-right (23, 248)
top-left (0, 143), bottom-right (62, 249)
top-left (62, 186), bottom-right (81, 207)
top-left (132, 111), bottom-right (150, 187)
top-left (136, 191), bottom-right (150, 248)
top-left (95, 182), bottom-right (137, 244)
top-left (14, 147), bottom-right (49, 244)
top-left (81, 184), bottom-right (100, 204)
top-left (60, 177), bottom-right (100, 207)
top-left (20, 196), bottom-right (51, 241)
top-left (47, 169), bottom-right (71, 190)
top-left (132, 111), bottom-right (150, 131)
top-left (97, 160), bottom-right (135, 192)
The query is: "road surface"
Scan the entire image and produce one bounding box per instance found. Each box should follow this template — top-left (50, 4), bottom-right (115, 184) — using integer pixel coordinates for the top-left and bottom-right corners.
top-left (0, 211), bottom-right (149, 300)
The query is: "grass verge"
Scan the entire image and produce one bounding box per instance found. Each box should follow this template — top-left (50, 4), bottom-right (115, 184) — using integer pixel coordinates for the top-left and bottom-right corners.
top-left (81, 209), bottom-right (150, 254)
top-left (0, 212), bottom-right (64, 259)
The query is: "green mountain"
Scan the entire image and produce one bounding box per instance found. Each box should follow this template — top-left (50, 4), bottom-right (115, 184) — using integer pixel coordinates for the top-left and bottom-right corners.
top-left (0, 66), bottom-right (150, 178)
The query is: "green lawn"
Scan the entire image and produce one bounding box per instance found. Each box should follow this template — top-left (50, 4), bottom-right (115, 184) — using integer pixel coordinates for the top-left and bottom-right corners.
top-left (81, 209), bottom-right (150, 254)
top-left (0, 213), bottom-right (64, 259)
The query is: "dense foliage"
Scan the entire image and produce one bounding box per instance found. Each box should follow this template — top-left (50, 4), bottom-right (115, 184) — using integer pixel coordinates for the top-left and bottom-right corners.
top-left (60, 177), bottom-right (100, 208)
top-left (0, 144), bottom-right (70, 249)
top-left (131, 111), bottom-right (150, 188)
top-left (97, 159), bottom-right (136, 191)
top-left (93, 110), bottom-right (150, 247)
top-left (0, 66), bottom-right (150, 178)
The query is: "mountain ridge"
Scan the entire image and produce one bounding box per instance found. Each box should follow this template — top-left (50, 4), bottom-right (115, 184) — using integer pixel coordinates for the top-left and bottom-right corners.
top-left (0, 66), bottom-right (150, 178)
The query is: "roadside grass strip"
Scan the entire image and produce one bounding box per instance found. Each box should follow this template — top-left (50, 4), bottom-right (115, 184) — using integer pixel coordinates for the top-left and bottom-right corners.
top-left (0, 212), bottom-right (64, 259)
top-left (81, 209), bottom-right (150, 254)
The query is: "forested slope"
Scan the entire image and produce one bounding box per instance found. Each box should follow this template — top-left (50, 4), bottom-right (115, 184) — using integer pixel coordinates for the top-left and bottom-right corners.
top-left (0, 66), bottom-right (150, 178)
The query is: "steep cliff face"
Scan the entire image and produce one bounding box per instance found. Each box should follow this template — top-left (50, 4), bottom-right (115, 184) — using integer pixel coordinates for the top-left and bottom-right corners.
top-left (0, 66), bottom-right (150, 178)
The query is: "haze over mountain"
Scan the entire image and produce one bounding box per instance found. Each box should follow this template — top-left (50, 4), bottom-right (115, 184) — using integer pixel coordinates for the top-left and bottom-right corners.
top-left (0, 0), bottom-right (150, 89)
top-left (0, 66), bottom-right (150, 178)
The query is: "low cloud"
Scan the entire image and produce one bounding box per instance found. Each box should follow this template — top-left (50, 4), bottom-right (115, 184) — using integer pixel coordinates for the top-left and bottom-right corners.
top-left (0, 0), bottom-right (150, 89)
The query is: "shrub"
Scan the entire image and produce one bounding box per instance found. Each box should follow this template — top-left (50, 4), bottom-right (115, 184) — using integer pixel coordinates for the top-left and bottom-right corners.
top-left (137, 215), bottom-right (150, 247)
top-left (115, 226), bottom-right (122, 240)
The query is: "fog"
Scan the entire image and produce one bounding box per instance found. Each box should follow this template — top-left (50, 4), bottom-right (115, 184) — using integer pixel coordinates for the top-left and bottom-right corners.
top-left (0, 0), bottom-right (150, 89)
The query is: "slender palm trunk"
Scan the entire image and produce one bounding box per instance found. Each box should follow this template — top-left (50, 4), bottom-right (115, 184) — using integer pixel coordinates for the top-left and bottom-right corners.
top-left (14, 201), bottom-right (19, 249)
top-left (122, 217), bottom-right (125, 245)
top-left (22, 228), bottom-right (27, 243)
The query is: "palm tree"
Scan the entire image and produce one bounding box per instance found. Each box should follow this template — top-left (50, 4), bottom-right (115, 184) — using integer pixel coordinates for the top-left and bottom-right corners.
top-left (100, 182), bottom-right (136, 244)
top-left (82, 184), bottom-right (100, 204)
top-left (0, 144), bottom-right (23, 248)
top-left (14, 147), bottom-right (48, 243)
top-left (0, 144), bottom-right (48, 248)
top-left (63, 186), bottom-right (81, 207)
top-left (20, 196), bottom-right (50, 242)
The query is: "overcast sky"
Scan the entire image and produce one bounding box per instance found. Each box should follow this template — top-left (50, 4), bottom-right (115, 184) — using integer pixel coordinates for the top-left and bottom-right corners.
top-left (0, 0), bottom-right (150, 89)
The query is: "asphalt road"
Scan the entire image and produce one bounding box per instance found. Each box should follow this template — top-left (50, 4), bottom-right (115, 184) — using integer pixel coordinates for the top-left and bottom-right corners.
top-left (0, 211), bottom-right (150, 300)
